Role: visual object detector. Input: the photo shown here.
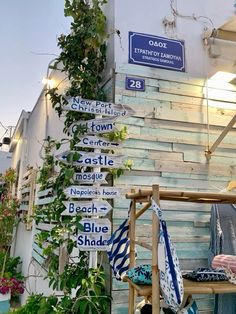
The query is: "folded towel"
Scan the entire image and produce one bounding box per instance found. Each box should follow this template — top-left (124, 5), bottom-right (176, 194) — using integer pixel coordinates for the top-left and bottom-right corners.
top-left (212, 255), bottom-right (236, 273)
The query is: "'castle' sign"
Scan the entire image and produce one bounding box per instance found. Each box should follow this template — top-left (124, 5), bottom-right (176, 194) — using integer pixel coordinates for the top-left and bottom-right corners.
top-left (57, 151), bottom-right (124, 168)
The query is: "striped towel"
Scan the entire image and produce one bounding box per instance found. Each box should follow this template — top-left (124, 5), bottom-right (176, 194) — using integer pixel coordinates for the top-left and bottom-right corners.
top-left (212, 254), bottom-right (236, 273)
top-left (106, 219), bottom-right (130, 280)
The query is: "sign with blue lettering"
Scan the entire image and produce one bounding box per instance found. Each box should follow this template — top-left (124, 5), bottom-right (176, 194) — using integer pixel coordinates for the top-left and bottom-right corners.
top-left (126, 77), bottom-right (145, 91)
top-left (77, 219), bottom-right (111, 252)
top-left (68, 118), bottom-right (117, 136)
top-left (76, 135), bottom-right (122, 150)
top-left (57, 151), bottom-right (124, 168)
top-left (62, 200), bottom-right (112, 216)
top-left (77, 233), bottom-right (110, 251)
top-left (64, 185), bottom-right (121, 199)
top-left (80, 218), bottom-right (111, 234)
top-left (64, 97), bottom-right (135, 117)
top-left (73, 171), bottom-right (108, 184)
top-left (129, 32), bottom-right (185, 72)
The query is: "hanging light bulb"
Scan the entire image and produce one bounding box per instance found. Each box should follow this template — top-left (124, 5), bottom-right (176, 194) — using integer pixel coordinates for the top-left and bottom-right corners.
top-left (42, 77), bottom-right (54, 89)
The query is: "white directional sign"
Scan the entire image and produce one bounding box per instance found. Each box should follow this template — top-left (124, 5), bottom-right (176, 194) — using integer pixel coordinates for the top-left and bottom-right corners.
top-left (64, 185), bottom-right (121, 199)
top-left (80, 218), bottom-right (111, 234)
top-left (73, 172), bottom-right (108, 184)
top-left (63, 97), bottom-right (135, 117)
top-left (62, 200), bottom-right (112, 216)
top-left (57, 151), bottom-right (123, 168)
top-left (77, 219), bottom-right (111, 251)
top-left (68, 118), bottom-right (117, 135)
top-left (75, 135), bottom-right (122, 150)
top-left (77, 233), bottom-right (110, 251)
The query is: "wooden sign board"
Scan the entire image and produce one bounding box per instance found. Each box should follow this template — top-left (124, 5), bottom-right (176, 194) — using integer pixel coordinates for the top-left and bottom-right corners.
top-left (63, 97), bottom-right (135, 117)
top-left (79, 218), bottom-right (111, 234)
top-left (64, 185), bottom-right (121, 199)
top-left (73, 172), bottom-right (108, 184)
top-left (57, 151), bottom-right (124, 169)
top-left (75, 135), bottom-right (122, 150)
top-left (68, 118), bottom-right (117, 135)
top-left (62, 200), bottom-right (112, 216)
top-left (77, 233), bottom-right (110, 251)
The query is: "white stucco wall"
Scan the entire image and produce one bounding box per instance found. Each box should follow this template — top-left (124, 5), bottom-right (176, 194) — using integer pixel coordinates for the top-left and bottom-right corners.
top-left (114, 0), bottom-right (236, 77)
top-left (0, 151), bottom-right (12, 174)
top-left (103, 0), bottom-right (115, 79)
top-left (12, 70), bottom-right (68, 301)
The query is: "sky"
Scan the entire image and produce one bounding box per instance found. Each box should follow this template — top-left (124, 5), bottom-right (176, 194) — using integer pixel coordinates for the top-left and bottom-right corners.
top-left (0, 0), bottom-right (71, 142)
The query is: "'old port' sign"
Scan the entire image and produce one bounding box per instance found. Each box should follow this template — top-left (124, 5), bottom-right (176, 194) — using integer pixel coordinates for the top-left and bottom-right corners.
top-left (64, 185), bottom-right (121, 199)
top-left (63, 97), bottom-right (135, 117)
top-left (68, 118), bottom-right (117, 135)
top-left (57, 151), bottom-right (123, 168)
top-left (62, 200), bottom-right (112, 216)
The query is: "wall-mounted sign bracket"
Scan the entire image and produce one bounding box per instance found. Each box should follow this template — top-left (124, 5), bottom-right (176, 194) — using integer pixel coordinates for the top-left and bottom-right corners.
top-left (203, 16), bottom-right (236, 43)
top-left (205, 114), bottom-right (236, 160)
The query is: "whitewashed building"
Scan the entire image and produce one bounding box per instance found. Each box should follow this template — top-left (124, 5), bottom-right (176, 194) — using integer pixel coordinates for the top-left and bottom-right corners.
top-left (10, 1), bottom-right (236, 312)
top-left (0, 151), bottom-right (12, 174)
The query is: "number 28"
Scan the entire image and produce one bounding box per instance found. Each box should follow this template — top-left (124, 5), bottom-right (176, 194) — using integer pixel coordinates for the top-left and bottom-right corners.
top-left (129, 80), bottom-right (142, 89)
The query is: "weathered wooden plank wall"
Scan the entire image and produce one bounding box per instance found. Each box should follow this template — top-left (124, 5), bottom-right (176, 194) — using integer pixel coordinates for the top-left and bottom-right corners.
top-left (111, 65), bottom-right (236, 313)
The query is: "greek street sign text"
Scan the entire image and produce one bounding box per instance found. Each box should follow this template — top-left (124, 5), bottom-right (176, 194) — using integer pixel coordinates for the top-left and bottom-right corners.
top-left (57, 151), bottom-right (123, 168)
top-left (129, 32), bottom-right (185, 72)
top-left (64, 185), bottom-right (121, 199)
top-left (63, 97), bottom-right (135, 117)
top-left (62, 200), bottom-right (112, 216)
top-left (75, 135), bottom-right (122, 149)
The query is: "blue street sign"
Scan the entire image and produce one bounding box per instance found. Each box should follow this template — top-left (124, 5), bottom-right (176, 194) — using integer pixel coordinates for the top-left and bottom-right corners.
top-left (129, 32), bottom-right (185, 72)
top-left (126, 77), bottom-right (145, 91)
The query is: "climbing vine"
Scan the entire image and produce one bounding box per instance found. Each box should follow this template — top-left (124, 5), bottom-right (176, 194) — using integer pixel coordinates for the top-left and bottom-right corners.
top-left (32, 1), bottom-right (129, 313)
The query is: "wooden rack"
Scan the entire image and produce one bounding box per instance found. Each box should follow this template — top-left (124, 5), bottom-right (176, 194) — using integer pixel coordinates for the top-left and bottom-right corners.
top-left (125, 185), bottom-right (236, 314)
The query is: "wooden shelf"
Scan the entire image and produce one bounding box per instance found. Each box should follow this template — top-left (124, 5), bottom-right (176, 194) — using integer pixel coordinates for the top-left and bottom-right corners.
top-left (126, 189), bottom-right (236, 204)
top-left (124, 277), bottom-right (236, 296)
top-left (126, 185), bottom-right (236, 314)
top-left (183, 279), bottom-right (236, 295)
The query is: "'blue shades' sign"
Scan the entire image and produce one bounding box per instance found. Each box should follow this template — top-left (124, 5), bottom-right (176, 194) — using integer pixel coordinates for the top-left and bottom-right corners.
top-left (126, 77), bottom-right (145, 91)
top-left (129, 32), bottom-right (185, 72)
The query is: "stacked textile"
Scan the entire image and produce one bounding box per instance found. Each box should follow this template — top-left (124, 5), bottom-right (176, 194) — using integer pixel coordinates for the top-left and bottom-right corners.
top-left (212, 254), bottom-right (236, 273)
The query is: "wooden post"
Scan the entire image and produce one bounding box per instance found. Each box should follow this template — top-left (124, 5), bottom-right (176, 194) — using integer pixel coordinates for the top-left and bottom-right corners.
top-left (205, 114), bottom-right (236, 159)
top-left (128, 197), bottom-right (136, 314)
top-left (152, 185), bottom-right (160, 314)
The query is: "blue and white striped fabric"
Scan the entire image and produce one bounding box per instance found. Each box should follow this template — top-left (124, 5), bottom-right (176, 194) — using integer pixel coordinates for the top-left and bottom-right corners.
top-left (178, 299), bottom-right (198, 314)
top-left (106, 218), bottom-right (130, 280)
top-left (152, 199), bottom-right (184, 313)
